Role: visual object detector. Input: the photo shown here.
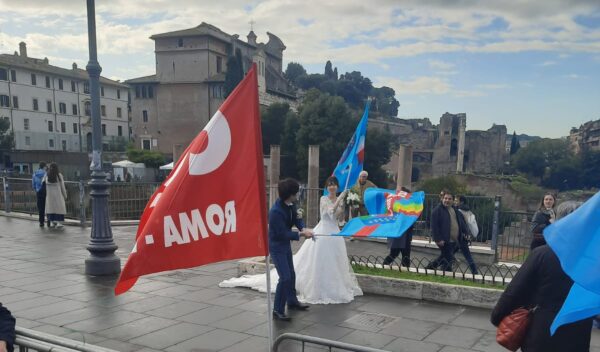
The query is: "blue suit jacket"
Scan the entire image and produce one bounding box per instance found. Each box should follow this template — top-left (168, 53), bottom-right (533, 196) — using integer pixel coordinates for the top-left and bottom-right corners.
top-left (268, 199), bottom-right (305, 253)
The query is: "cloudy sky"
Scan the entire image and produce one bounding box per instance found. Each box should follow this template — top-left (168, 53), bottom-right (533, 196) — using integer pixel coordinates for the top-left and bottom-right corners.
top-left (1, 0), bottom-right (599, 137)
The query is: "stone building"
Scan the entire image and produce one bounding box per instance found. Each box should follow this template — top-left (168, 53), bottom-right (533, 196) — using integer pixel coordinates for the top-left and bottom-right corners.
top-left (0, 42), bottom-right (129, 174)
top-left (125, 22), bottom-right (297, 158)
top-left (569, 119), bottom-right (600, 154)
top-left (371, 112), bottom-right (507, 180)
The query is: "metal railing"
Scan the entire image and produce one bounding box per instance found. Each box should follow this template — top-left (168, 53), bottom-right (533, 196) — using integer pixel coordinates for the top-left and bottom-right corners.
top-left (496, 211), bottom-right (534, 264)
top-left (272, 333), bottom-right (390, 352)
top-left (349, 255), bottom-right (519, 286)
top-left (15, 327), bottom-right (118, 352)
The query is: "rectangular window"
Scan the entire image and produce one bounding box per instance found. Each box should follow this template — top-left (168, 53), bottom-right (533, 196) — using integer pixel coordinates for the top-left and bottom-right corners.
top-left (62, 140), bottom-right (67, 151)
top-left (31, 73), bottom-right (37, 85)
top-left (24, 118), bottom-right (29, 130)
top-left (25, 136), bottom-right (31, 146)
top-left (85, 102), bottom-right (90, 116)
top-left (117, 89), bottom-right (121, 99)
top-left (47, 100), bottom-right (52, 112)
top-left (33, 98), bottom-right (39, 111)
top-left (0, 95), bottom-right (9, 107)
top-left (72, 104), bottom-right (77, 115)
top-left (84, 82), bottom-right (90, 94)
top-left (135, 86), bottom-right (140, 98)
top-left (177, 38), bottom-right (183, 47)
top-left (217, 56), bottom-right (222, 73)
top-left (142, 139), bottom-right (151, 150)
top-left (148, 86), bottom-right (154, 98)
top-left (117, 107), bottom-right (122, 118)
top-left (10, 70), bottom-right (16, 82)
top-left (48, 121), bottom-right (53, 132)
top-left (12, 96), bottom-right (18, 109)
top-left (101, 105), bottom-right (106, 116)
top-left (49, 139), bottom-right (54, 148)
top-left (142, 110), bottom-right (148, 122)
top-left (71, 81), bottom-right (76, 92)
top-left (61, 122), bottom-right (66, 133)
top-left (142, 86), bottom-right (147, 98)
top-left (101, 86), bottom-right (104, 96)
top-left (59, 102), bottom-right (66, 114)
top-left (101, 124), bottom-right (106, 136)
top-left (58, 79), bottom-right (63, 90)
top-left (45, 76), bottom-right (51, 88)
top-left (118, 125), bottom-right (123, 136)
top-left (73, 123), bottom-right (78, 134)
top-left (0, 68), bottom-right (7, 81)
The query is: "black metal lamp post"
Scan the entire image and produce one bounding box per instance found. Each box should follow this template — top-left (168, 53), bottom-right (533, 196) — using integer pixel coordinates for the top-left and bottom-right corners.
top-left (84, 0), bottom-right (121, 275)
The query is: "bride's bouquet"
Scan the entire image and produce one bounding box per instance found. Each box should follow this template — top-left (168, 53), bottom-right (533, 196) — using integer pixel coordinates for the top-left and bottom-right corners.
top-left (346, 191), bottom-right (360, 209)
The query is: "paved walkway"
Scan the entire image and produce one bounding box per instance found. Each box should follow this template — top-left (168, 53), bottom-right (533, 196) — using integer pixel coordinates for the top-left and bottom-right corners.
top-left (1, 216), bottom-right (599, 352)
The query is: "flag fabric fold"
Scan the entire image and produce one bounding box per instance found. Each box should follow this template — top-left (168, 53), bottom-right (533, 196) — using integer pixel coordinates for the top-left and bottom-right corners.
top-left (328, 101), bottom-right (370, 192)
top-left (115, 65), bottom-right (268, 295)
top-left (337, 189), bottom-right (424, 238)
top-left (544, 191), bottom-right (600, 334)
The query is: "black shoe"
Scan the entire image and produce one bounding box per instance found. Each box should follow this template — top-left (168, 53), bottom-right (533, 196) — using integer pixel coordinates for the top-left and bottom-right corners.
top-left (39, 223), bottom-right (44, 228)
top-left (272, 311), bottom-right (291, 321)
top-left (288, 303), bottom-right (310, 311)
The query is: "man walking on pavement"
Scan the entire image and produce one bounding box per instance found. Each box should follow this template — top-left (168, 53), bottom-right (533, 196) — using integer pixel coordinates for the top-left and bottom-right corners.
top-left (31, 162), bottom-right (47, 227)
top-left (427, 190), bottom-right (478, 274)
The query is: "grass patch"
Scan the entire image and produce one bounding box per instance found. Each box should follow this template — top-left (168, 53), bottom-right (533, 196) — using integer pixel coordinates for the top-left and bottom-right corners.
top-left (352, 264), bottom-right (505, 290)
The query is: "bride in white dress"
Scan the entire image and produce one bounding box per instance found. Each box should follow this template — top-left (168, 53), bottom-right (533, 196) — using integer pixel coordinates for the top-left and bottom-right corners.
top-left (220, 176), bottom-right (363, 304)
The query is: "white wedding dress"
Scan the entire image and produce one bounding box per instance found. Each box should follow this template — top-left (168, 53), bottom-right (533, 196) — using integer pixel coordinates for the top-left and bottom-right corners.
top-left (219, 194), bottom-right (363, 304)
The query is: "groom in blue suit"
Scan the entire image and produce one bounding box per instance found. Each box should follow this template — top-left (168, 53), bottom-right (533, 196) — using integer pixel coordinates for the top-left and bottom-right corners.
top-left (269, 178), bottom-right (313, 321)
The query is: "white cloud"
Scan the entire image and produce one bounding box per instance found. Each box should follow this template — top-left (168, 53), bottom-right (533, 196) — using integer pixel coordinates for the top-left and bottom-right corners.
top-left (477, 83), bottom-right (509, 89)
top-left (564, 73), bottom-right (581, 79)
top-left (428, 59), bottom-right (455, 70)
top-left (375, 76), bottom-right (484, 98)
top-left (540, 60), bottom-right (557, 66)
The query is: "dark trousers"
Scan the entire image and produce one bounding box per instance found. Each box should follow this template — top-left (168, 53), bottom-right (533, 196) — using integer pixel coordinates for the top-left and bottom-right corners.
top-left (271, 250), bottom-right (300, 314)
top-left (455, 240), bottom-right (478, 274)
top-left (428, 242), bottom-right (456, 271)
top-left (36, 191), bottom-right (46, 225)
top-left (383, 247), bottom-right (411, 267)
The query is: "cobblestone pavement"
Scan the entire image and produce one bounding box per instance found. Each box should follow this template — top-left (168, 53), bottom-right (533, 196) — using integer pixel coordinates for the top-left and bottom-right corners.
top-left (1, 216), bottom-right (599, 352)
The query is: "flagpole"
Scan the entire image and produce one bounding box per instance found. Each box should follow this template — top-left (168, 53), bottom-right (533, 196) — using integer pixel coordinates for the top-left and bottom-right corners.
top-left (265, 255), bottom-right (274, 351)
top-left (344, 163), bottom-right (353, 191)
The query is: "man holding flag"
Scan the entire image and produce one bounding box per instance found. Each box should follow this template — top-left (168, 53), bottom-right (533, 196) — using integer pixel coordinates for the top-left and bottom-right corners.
top-left (350, 170), bottom-right (377, 217)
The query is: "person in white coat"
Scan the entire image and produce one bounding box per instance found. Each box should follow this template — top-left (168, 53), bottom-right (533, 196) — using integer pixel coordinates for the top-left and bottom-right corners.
top-left (43, 163), bottom-right (67, 228)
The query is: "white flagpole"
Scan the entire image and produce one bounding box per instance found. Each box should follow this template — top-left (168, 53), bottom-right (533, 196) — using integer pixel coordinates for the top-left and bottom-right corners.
top-left (344, 163), bottom-right (353, 191)
top-left (265, 254), bottom-right (274, 351)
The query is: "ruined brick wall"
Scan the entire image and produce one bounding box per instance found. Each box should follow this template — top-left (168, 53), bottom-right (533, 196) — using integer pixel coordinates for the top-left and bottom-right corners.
top-left (464, 124), bottom-right (508, 174)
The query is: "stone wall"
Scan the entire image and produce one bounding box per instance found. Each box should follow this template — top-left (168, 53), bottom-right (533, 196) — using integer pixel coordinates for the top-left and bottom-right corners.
top-left (464, 125), bottom-right (508, 174)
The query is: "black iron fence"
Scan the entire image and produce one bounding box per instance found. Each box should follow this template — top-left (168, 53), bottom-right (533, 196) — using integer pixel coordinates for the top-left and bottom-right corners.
top-left (349, 254), bottom-right (519, 286)
top-left (0, 177), bottom-right (534, 264)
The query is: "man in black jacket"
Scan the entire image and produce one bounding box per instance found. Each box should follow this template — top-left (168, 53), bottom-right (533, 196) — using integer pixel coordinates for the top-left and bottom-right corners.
top-left (427, 191), bottom-right (477, 273)
top-left (0, 303), bottom-right (15, 352)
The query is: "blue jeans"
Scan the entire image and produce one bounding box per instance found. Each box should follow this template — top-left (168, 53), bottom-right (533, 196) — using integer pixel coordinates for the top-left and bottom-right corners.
top-left (455, 239), bottom-right (478, 275)
top-left (428, 242), bottom-right (456, 271)
top-left (271, 251), bottom-right (300, 314)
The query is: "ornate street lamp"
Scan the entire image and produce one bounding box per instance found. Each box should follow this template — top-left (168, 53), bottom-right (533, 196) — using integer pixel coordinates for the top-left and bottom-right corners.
top-left (84, 0), bottom-right (120, 275)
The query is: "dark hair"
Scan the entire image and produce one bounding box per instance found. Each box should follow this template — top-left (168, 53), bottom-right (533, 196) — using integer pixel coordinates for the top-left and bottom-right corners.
top-left (39, 162), bottom-right (46, 169)
top-left (400, 186), bottom-right (411, 193)
top-left (458, 195), bottom-right (467, 204)
top-left (324, 176), bottom-right (339, 188)
top-left (442, 189), bottom-right (453, 197)
top-left (278, 178), bottom-right (300, 201)
top-left (539, 193), bottom-right (556, 210)
top-left (47, 162), bottom-right (60, 183)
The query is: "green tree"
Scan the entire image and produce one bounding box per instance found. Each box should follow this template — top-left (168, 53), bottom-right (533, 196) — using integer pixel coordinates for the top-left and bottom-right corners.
top-left (543, 156), bottom-right (581, 190)
top-left (418, 176), bottom-right (467, 196)
top-left (127, 147), bottom-right (165, 168)
top-left (510, 131), bottom-right (520, 155)
top-left (324, 60), bottom-right (335, 79)
top-left (224, 48), bottom-right (244, 97)
top-left (280, 112), bottom-right (301, 179)
top-left (296, 73), bottom-right (327, 90)
top-left (333, 67), bottom-right (338, 80)
top-left (295, 89), bottom-right (357, 183)
top-left (512, 138), bottom-right (571, 181)
top-left (260, 103), bottom-right (291, 155)
top-left (284, 62), bottom-right (307, 86)
top-left (363, 128), bottom-right (394, 187)
top-left (0, 118), bottom-right (15, 151)
top-left (372, 86), bottom-right (400, 117)
top-left (581, 149), bottom-right (600, 188)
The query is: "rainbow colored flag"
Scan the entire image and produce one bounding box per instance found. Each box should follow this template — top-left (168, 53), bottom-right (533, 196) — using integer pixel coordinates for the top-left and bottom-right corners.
top-left (337, 190), bottom-right (424, 238)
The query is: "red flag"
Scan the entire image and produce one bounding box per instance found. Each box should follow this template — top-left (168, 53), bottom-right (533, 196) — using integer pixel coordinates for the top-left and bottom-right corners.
top-left (115, 65), bottom-right (268, 295)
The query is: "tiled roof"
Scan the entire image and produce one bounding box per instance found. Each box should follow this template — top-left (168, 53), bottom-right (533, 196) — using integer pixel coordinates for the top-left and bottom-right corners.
top-left (0, 54), bottom-right (128, 88)
top-left (123, 74), bottom-right (158, 84)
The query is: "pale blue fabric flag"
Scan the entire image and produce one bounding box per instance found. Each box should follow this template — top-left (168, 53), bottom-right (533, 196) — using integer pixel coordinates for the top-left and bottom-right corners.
top-left (544, 191), bottom-right (600, 334)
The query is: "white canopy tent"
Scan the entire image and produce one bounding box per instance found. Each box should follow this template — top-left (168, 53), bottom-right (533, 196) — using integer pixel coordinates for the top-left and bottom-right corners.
top-left (112, 160), bottom-right (146, 168)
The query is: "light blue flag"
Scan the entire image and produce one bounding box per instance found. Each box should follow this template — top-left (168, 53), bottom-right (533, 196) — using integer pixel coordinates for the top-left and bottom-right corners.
top-left (326, 101), bottom-right (370, 194)
top-left (544, 191), bottom-right (600, 334)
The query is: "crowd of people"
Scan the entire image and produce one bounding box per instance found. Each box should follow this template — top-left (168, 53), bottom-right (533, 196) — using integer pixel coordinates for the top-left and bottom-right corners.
top-left (31, 162), bottom-right (67, 228)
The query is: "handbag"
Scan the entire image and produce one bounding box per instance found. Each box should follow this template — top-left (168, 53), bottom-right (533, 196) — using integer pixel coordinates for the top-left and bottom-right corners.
top-left (496, 306), bottom-right (537, 351)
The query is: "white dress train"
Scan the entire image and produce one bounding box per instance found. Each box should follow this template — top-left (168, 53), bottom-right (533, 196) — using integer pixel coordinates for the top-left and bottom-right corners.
top-left (219, 194), bottom-right (363, 304)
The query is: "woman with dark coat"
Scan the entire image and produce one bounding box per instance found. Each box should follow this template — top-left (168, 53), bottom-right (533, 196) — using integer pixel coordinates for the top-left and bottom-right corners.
top-left (530, 193), bottom-right (556, 250)
top-left (0, 303), bottom-right (15, 352)
top-left (491, 201), bottom-right (593, 352)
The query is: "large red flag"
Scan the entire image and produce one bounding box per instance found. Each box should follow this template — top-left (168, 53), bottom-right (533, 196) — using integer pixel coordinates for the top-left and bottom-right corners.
top-left (115, 65), bottom-right (268, 295)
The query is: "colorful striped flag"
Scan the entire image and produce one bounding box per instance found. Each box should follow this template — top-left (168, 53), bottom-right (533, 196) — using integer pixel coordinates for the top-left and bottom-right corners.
top-left (337, 190), bottom-right (424, 238)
